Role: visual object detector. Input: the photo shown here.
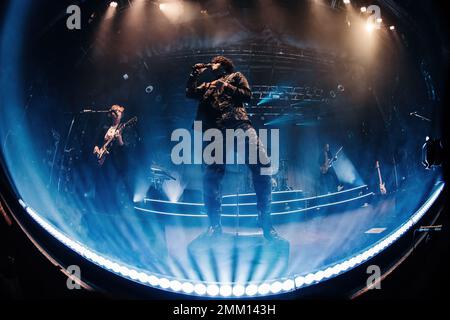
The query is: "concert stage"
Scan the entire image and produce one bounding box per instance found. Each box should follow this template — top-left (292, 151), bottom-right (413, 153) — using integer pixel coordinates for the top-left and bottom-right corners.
top-left (0, 0), bottom-right (448, 301)
top-left (11, 175), bottom-right (443, 297)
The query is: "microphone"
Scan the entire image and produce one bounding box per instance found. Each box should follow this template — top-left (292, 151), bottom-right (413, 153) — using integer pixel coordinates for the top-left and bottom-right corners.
top-left (194, 63), bottom-right (212, 69)
top-left (80, 109), bottom-right (111, 114)
top-left (410, 111), bottom-right (417, 116)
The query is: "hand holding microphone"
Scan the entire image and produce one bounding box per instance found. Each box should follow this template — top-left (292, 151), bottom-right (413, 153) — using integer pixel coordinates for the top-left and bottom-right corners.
top-left (192, 63), bottom-right (212, 75)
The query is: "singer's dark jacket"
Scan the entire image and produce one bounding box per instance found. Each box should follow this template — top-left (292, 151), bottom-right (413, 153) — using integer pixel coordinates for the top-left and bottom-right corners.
top-left (186, 70), bottom-right (252, 131)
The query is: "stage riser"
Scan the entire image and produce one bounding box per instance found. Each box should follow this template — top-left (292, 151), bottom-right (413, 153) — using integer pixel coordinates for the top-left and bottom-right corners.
top-left (136, 186), bottom-right (371, 216)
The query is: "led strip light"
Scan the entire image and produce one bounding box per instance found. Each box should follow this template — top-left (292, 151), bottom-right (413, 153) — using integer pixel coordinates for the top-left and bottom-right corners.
top-left (17, 182), bottom-right (444, 298)
top-left (143, 185), bottom-right (368, 206)
top-left (135, 192), bottom-right (374, 217)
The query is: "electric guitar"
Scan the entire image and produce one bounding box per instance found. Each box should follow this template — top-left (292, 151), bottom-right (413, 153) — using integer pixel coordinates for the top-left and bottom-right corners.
top-left (320, 146), bottom-right (343, 174)
top-left (94, 116), bottom-right (138, 166)
top-left (375, 161), bottom-right (387, 195)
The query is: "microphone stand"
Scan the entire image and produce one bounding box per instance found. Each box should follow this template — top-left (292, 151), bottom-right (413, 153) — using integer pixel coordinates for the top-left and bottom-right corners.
top-left (235, 163), bottom-right (240, 237)
top-left (393, 155), bottom-right (399, 191)
top-left (410, 112), bottom-right (431, 122)
top-left (57, 109), bottom-right (108, 194)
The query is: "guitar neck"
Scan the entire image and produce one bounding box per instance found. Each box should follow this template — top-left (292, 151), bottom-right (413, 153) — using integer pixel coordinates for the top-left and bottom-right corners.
top-left (377, 165), bottom-right (383, 184)
top-left (101, 117), bottom-right (137, 150)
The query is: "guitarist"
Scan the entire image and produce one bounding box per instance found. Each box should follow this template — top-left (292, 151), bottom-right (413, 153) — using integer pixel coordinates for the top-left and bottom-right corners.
top-left (93, 105), bottom-right (133, 211)
top-left (319, 143), bottom-right (344, 194)
top-left (94, 104), bottom-right (126, 158)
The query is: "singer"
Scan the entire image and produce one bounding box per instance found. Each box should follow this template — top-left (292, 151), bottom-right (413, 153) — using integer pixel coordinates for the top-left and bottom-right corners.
top-left (186, 56), bottom-right (281, 241)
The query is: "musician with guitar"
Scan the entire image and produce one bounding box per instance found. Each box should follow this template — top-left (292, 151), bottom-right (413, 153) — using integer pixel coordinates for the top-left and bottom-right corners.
top-left (319, 143), bottom-right (344, 194)
top-left (92, 105), bottom-right (137, 211)
top-left (375, 161), bottom-right (387, 195)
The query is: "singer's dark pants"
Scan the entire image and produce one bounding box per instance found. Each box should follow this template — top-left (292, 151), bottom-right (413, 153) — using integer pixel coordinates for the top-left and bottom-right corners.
top-left (202, 123), bottom-right (273, 230)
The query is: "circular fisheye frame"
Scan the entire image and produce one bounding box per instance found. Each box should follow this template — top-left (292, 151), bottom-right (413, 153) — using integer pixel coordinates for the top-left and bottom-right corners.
top-left (0, 0), bottom-right (447, 299)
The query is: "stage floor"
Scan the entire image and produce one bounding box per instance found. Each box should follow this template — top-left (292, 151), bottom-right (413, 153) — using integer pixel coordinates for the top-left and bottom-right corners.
top-left (32, 174), bottom-right (444, 291)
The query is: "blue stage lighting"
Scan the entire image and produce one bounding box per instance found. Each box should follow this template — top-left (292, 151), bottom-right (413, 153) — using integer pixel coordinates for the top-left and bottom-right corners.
top-left (304, 274), bottom-right (315, 285)
top-left (16, 178), bottom-right (444, 298)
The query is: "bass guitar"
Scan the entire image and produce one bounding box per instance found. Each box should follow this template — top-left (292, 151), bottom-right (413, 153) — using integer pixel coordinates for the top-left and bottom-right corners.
top-left (375, 160), bottom-right (387, 195)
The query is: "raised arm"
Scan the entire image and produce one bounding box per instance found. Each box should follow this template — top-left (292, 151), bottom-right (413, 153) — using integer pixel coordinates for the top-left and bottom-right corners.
top-left (186, 66), bottom-right (208, 100)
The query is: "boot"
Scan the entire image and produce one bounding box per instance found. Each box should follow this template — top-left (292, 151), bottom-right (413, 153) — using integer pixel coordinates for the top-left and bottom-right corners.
top-left (258, 211), bottom-right (282, 241)
top-left (204, 210), bottom-right (222, 238)
top-left (204, 224), bottom-right (223, 237)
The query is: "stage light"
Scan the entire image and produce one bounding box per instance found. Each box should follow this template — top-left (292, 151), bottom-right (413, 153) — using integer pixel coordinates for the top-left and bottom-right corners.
top-left (160, 278), bottom-right (171, 289)
top-left (16, 182), bottom-right (443, 298)
top-left (245, 284), bottom-right (258, 296)
top-left (219, 285), bottom-right (232, 297)
top-left (270, 281), bottom-right (282, 294)
top-left (182, 282), bottom-right (194, 294)
top-left (355, 255), bottom-right (364, 264)
top-left (138, 272), bottom-right (149, 283)
top-left (129, 269), bottom-right (139, 280)
top-left (162, 177), bottom-right (184, 203)
top-left (148, 275), bottom-right (159, 286)
top-left (170, 280), bottom-right (182, 292)
top-left (119, 265), bottom-right (131, 277)
top-left (133, 193), bottom-right (145, 203)
top-left (206, 284), bottom-right (220, 296)
top-left (194, 283), bottom-right (207, 295)
top-left (329, 265), bottom-right (340, 275)
top-left (360, 7), bottom-right (367, 12)
top-left (159, 1), bottom-right (184, 22)
top-left (111, 262), bottom-right (120, 273)
top-left (376, 18), bottom-right (382, 23)
top-left (343, 0), bottom-right (350, 4)
top-left (314, 271), bottom-right (325, 282)
top-left (282, 279), bottom-right (295, 291)
top-left (294, 276), bottom-right (305, 287)
top-left (232, 285), bottom-right (245, 297)
top-left (109, 1), bottom-right (118, 8)
top-left (349, 258), bottom-right (358, 268)
top-left (365, 22), bottom-right (375, 33)
top-left (390, 25), bottom-right (395, 30)
top-left (323, 268), bottom-right (334, 278)
top-left (304, 274), bottom-right (315, 285)
top-left (258, 283), bottom-right (271, 295)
